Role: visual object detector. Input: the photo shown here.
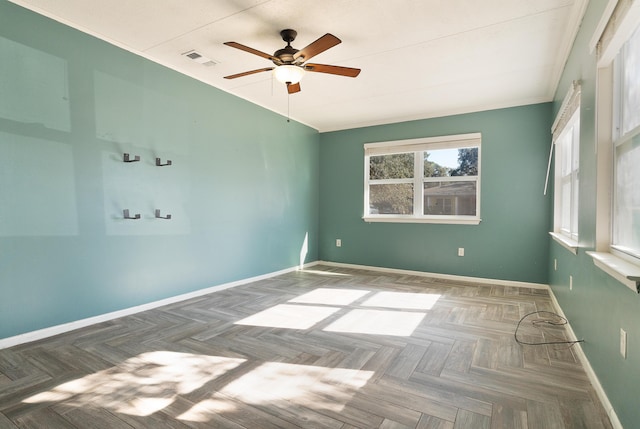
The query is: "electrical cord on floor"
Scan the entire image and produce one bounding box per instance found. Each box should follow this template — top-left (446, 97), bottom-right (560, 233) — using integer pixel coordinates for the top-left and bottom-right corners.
top-left (514, 310), bottom-right (584, 346)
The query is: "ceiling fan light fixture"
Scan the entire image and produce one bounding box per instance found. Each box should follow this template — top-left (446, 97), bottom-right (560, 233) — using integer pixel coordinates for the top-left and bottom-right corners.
top-left (273, 64), bottom-right (305, 84)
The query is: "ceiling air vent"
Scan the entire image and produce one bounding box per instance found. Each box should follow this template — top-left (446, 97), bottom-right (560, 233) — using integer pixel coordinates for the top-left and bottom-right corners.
top-left (182, 50), bottom-right (217, 67)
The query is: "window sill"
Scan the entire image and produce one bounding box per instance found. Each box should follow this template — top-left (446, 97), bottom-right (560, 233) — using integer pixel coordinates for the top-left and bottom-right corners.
top-left (586, 251), bottom-right (640, 293)
top-left (363, 216), bottom-right (481, 225)
top-left (549, 232), bottom-right (579, 255)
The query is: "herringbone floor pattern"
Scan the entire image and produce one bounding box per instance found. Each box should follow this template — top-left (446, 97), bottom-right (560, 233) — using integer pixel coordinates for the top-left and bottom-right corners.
top-left (0, 266), bottom-right (612, 428)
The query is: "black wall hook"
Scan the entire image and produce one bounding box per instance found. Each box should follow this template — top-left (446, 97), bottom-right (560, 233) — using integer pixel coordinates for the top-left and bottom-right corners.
top-left (123, 209), bottom-right (141, 219)
top-left (123, 153), bottom-right (140, 163)
top-left (155, 209), bottom-right (172, 219)
top-left (156, 157), bottom-right (172, 166)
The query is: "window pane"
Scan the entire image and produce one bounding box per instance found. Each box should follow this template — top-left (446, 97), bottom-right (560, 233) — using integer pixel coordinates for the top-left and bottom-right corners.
top-left (613, 135), bottom-right (640, 255)
top-left (561, 179), bottom-right (571, 232)
top-left (370, 183), bottom-right (413, 214)
top-left (572, 176), bottom-right (579, 238)
top-left (369, 153), bottom-right (414, 180)
top-left (622, 25), bottom-right (640, 136)
top-left (555, 111), bottom-right (579, 239)
top-left (560, 131), bottom-right (572, 176)
top-left (424, 147), bottom-right (478, 178)
top-left (423, 181), bottom-right (476, 215)
top-left (424, 149), bottom-right (453, 177)
top-left (572, 121), bottom-right (580, 170)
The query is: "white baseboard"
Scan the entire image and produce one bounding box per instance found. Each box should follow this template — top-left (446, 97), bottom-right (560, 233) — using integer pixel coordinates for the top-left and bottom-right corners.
top-left (319, 261), bottom-right (550, 289)
top-left (547, 288), bottom-right (622, 429)
top-left (0, 261), bottom-right (320, 350)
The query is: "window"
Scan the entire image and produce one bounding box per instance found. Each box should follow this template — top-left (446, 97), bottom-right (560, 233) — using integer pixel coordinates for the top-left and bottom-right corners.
top-left (588, 1), bottom-right (640, 292)
top-left (549, 80), bottom-right (581, 251)
top-left (558, 115), bottom-right (580, 240)
top-left (612, 24), bottom-right (640, 260)
top-left (364, 133), bottom-right (481, 224)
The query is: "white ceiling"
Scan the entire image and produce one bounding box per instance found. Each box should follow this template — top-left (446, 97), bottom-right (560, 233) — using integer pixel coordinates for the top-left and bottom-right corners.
top-left (10, 0), bottom-right (587, 132)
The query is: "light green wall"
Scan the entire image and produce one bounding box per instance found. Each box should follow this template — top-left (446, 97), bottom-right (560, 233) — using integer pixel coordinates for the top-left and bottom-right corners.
top-left (0, 1), bottom-right (319, 339)
top-left (549, 0), bottom-right (640, 426)
top-left (319, 103), bottom-right (552, 284)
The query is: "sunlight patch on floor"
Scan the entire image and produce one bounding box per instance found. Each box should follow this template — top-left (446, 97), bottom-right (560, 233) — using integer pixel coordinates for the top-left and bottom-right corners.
top-left (220, 362), bottom-right (372, 410)
top-left (177, 397), bottom-right (238, 422)
top-left (235, 304), bottom-right (341, 329)
top-left (362, 291), bottom-right (441, 310)
top-left (288, 288), bottom-right (370, 306)
top-left (324, 309), bottom-right (426, 336)
top-left (236, 288), bottom-right (438, 335)
top-left (23, 351), bottom-right (246, 416)
top-left (119, 396), bottom-right (174, 416)
top-left (22, 349), bottom-right (373, 423)
top-left (178, 363), bottom-right (372, 422)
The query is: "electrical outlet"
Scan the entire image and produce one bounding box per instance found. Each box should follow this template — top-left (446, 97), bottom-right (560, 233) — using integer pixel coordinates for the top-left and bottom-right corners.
top-left (458, 248), bottom-right (464, 257)
top-left (336, 239), bottom-right (342, 247)
top-left (554, 258), bottom-right (557, 271)
top-left (620, 328), bottom-right (627, 359)
top-left (569, 275), bottom-right (573, 291)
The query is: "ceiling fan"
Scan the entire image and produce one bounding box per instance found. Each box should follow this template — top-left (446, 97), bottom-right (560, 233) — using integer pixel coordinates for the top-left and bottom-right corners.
top-left (223, 29), bottom-right (361, 94)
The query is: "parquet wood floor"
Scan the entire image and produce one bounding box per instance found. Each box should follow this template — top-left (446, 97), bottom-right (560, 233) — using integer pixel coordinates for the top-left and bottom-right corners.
top-left (0, 265), bottom-right (612, 428)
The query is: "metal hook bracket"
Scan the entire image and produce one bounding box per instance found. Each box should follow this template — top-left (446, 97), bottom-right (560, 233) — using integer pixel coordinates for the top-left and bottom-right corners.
top-left (156, 157), bottom-right (172, 166)
top-left (123, 209), bottom-right (141, 219)
top-left (123, 153), bottom-right (140, 163)
top-left (155, 209), bottom-right (172, 219)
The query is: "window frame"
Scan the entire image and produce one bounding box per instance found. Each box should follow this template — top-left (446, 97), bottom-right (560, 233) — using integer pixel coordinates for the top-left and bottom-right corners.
top-left (363, 133), bottom-right (481, 225)
top-left (588, 1), bottom-right (640, 293)
top-left (610, 26), bottom-right (640, 262)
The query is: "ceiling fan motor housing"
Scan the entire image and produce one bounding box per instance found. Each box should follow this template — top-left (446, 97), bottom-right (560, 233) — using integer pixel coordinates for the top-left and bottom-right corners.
top-left (274, 45), bottom-right (298, 64)
top-left (275, 29), bottom-right (299, 64)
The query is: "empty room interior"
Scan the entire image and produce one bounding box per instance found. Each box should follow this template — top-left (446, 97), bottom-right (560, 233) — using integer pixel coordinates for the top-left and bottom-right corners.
top-left (1, 0), bottom-right (640, 428)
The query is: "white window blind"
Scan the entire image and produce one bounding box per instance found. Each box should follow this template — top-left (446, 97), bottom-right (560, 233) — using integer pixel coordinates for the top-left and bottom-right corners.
top-left (364, 134), bottom-right (481, 157)
top-left (544, 81), bottom-right (581, 195)
top-left (595, 0), bottom-right (640, 65)
top-left (552, 81), bottom-right (582, 143)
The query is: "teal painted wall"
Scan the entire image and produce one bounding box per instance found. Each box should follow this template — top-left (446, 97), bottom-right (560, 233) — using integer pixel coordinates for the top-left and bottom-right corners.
top-left (318, 104), bottom-right (552, 284)
top-left (0, 1), bottom-right (319, 340)
top-left (549, 0), bottom-right (640, 426)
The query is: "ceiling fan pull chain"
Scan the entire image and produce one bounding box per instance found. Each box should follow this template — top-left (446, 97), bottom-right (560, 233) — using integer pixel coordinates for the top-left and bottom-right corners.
top-left (287, 92), bottom-right (290, 123)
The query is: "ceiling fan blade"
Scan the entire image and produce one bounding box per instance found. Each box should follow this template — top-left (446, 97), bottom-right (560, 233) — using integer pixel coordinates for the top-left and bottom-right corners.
top-left (293, 33), bottom-right (341, 62)
top-left (224, 67), bottom-right (274, 79)
top-left (287, 82), bottom-right (301, 94)
top-left (304, 63), bottom-right (361, 77)
top-left (224, 42), bottom-right (281, 64)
